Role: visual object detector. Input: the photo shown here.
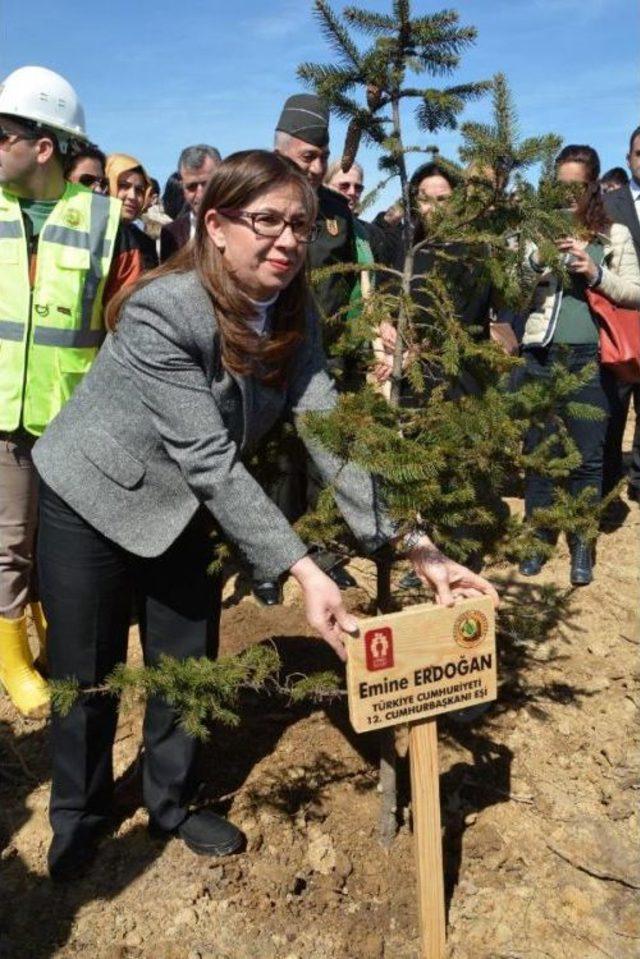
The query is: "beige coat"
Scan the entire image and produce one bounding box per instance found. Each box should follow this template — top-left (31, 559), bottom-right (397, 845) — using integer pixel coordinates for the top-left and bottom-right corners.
top-left (522, 222), bottom-right (640, 347)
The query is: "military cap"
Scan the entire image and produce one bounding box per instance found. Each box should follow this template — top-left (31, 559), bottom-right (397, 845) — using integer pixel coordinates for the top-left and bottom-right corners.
top-left (276, 94), bottom-right (330, 148)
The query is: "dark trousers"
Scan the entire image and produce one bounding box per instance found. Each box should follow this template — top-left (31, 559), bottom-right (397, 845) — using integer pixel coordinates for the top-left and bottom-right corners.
top-left (522, 344), bottom-right (617, 518)
top-left (37, 483), bottom-right (222, 846)
top-left (603, 381), bottom-right (640, 495)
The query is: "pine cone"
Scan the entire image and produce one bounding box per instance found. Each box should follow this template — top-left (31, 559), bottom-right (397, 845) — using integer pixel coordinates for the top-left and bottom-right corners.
top-left (366, 83), bottom-right (383, 111)
top-left (341, 119), bottom-right (362, 172)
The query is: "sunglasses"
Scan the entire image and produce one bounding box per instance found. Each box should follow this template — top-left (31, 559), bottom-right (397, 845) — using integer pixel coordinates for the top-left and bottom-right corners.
top-left (336, 181), bottom-right (364, 195)
top-left (77, 173), bottom-right (109, 191)
top-left (0, 123), bottom-right (39, 146)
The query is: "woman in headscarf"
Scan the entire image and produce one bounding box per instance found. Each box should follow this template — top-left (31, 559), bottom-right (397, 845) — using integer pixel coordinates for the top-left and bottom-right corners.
top-left (106, 153), bottom-right (158, 271)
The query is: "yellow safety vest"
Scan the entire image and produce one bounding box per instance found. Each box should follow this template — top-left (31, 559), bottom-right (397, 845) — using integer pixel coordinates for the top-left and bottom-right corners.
top-left (0, 182), bottom-right (121, 436)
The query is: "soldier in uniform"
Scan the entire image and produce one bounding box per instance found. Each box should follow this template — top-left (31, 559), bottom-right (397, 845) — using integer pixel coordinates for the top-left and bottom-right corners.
top-left (275, 94), bottom-right (357, 347)
top-left (245, 94), bottom-right (364, 605)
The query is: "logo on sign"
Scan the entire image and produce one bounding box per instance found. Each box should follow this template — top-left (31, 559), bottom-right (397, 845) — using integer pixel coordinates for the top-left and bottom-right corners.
top-left (364, 627), bottom-right (394, 671)
top-left (453, 610), bottom-right (488, 648)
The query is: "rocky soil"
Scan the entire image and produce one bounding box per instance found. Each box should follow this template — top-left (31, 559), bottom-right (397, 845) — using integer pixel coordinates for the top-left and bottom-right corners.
top-left (1, 487), bottom-right (638, 959)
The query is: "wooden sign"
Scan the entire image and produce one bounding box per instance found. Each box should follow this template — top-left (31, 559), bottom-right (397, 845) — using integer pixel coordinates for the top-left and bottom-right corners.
top-left (348, 597), bottom-right (498, 959)
top-left (346, 597), bottom-right (498, 959)
top-left (346, 597), bottom-right (497, 734)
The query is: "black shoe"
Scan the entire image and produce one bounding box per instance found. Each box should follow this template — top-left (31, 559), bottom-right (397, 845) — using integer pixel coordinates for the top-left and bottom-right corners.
top-left (252, 580), bottom-right (282, 606)
top-left (149, 809), bottom-right (245, 857)
top-left (518, 554), bottom-right (545, 576)
top-left (628, 484), bottom-right (640, 503)
top-left (326, 564), bottom-right (357, 589)
top-left (570, 538), bottom-right (593, 586)
top-left (399, 569), bottom-right (423, 590)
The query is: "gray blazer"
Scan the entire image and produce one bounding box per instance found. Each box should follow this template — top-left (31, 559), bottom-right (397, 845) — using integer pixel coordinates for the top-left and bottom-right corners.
top-left (33, 270), bottom-right (394, 580)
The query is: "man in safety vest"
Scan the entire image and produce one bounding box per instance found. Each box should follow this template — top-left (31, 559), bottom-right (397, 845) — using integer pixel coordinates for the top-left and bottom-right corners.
top-left (0, 66), bottom-right (139, 716)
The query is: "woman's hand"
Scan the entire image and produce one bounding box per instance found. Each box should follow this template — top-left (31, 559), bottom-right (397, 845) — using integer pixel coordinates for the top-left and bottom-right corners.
top-left (290, 556), bottom-right (358, 661)
top-left (373, 322), bottom-right (416, 383)
top-left (556, 238), bottom-right (599, 284)
top-left (408, 536), bottom-right (500, 608)
top-left (373, 352), bottom-right (394, 384)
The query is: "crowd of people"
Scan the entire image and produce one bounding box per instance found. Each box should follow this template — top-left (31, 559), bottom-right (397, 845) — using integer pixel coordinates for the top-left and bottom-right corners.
top-left (0, 63), bottom-right (637, 880)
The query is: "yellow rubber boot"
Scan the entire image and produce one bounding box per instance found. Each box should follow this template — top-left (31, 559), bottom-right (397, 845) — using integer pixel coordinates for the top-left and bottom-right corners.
top-left (0, 615), bottom-right (50, 718)
top-left (30, 601), bottom-right (48, 675)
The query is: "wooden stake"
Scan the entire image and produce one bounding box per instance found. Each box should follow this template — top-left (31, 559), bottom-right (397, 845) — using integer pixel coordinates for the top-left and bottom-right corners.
top-left (378, 727), bottom-right (397, 846)
top-left (409, 717), bottom-right (446, 959)
top-left (375, 552), bottom-right (397, 846)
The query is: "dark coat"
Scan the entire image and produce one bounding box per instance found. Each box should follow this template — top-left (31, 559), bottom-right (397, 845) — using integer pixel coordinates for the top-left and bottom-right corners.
top-left (605, 184), bottom-right (640, 263)
top-left (159, 214), bottom-right (191, 263)
top-left (309, 186), bottom-right (357, 326)
top-left (125, 222), bottom-right (158, 272)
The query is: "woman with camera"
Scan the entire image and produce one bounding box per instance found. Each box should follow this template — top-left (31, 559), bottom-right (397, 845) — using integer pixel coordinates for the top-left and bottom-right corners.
top-left (32, 150), bottom-right (498, 879)
top-left (519, 144), bottom-right (640, 585)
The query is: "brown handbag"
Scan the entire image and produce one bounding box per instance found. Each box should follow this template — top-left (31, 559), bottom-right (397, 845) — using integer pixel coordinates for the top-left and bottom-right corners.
top-left (586, 287), bottom-right (640, 383)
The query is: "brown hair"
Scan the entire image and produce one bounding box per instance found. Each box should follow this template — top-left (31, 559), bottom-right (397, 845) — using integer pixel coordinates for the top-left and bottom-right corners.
top-left (555, 144), bottom-right (610, 236)
top-left (106, 149), bottom-right (318, 388)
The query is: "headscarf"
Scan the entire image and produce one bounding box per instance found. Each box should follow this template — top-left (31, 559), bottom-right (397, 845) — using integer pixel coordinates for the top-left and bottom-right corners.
top-left (105, 153), bottom-right (152, 206)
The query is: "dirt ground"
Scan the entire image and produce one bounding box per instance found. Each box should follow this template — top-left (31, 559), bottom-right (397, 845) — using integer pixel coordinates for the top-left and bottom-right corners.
top-left (1, 471), bottom-right (638, 958)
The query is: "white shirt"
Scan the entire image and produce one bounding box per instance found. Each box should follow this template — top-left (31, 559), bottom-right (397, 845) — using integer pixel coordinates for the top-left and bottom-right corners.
top-left (189, 212), bottom-right (196, 240)
top-left (629, 178), bottom-right (640, 226)
top-left (246, 293), bottom-right (279, 337)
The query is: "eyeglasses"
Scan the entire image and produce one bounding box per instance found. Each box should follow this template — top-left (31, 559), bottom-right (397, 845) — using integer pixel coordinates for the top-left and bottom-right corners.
top-left (217, 208), bottom-right (318, 243)
top-left (0, 124), bottom-right (39, 146)
top-left (77, 173), bottom-right (109, 192)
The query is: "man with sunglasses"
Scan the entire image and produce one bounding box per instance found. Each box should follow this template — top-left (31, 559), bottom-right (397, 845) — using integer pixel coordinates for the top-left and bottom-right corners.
top-left (0, 66), bottom-right (137, 718)
top-left (325, 160), bottom-right (365, 213)
top-left (160, 144), bottom-right (221, 262)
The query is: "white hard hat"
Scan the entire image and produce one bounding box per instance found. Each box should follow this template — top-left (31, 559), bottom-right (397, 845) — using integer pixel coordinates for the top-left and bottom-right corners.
top-left (0, 66), bottom-right (87, 141)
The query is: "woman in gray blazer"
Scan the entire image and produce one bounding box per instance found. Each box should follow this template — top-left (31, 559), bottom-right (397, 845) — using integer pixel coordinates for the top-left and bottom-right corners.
top-left (33, 150), bottom-right (498, 879)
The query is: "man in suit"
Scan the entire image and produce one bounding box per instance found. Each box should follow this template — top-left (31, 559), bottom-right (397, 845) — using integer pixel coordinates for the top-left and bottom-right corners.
top-left (159, 144), bottom-right (221, 262)
top-left (603, 125), bottom-right (640, 502)
top-left (604, 127), bottom-right (640, 258)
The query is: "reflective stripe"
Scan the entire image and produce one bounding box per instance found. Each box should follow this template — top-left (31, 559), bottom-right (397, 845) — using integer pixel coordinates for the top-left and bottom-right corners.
top-left (0, 319), bottom-right (25, 341)
top-left (80, 192), bottom-right (112, 331)
top-left (33, 327), bottom-right (104, 348)
top-left (0, 221), bottom-right (23, 239)
top-left (41, 225), bottom-right (91, 249)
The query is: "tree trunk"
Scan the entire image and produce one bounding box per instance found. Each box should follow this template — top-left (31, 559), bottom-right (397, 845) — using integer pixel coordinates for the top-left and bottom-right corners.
top-left (377, 93), bottom-right (414, 845)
